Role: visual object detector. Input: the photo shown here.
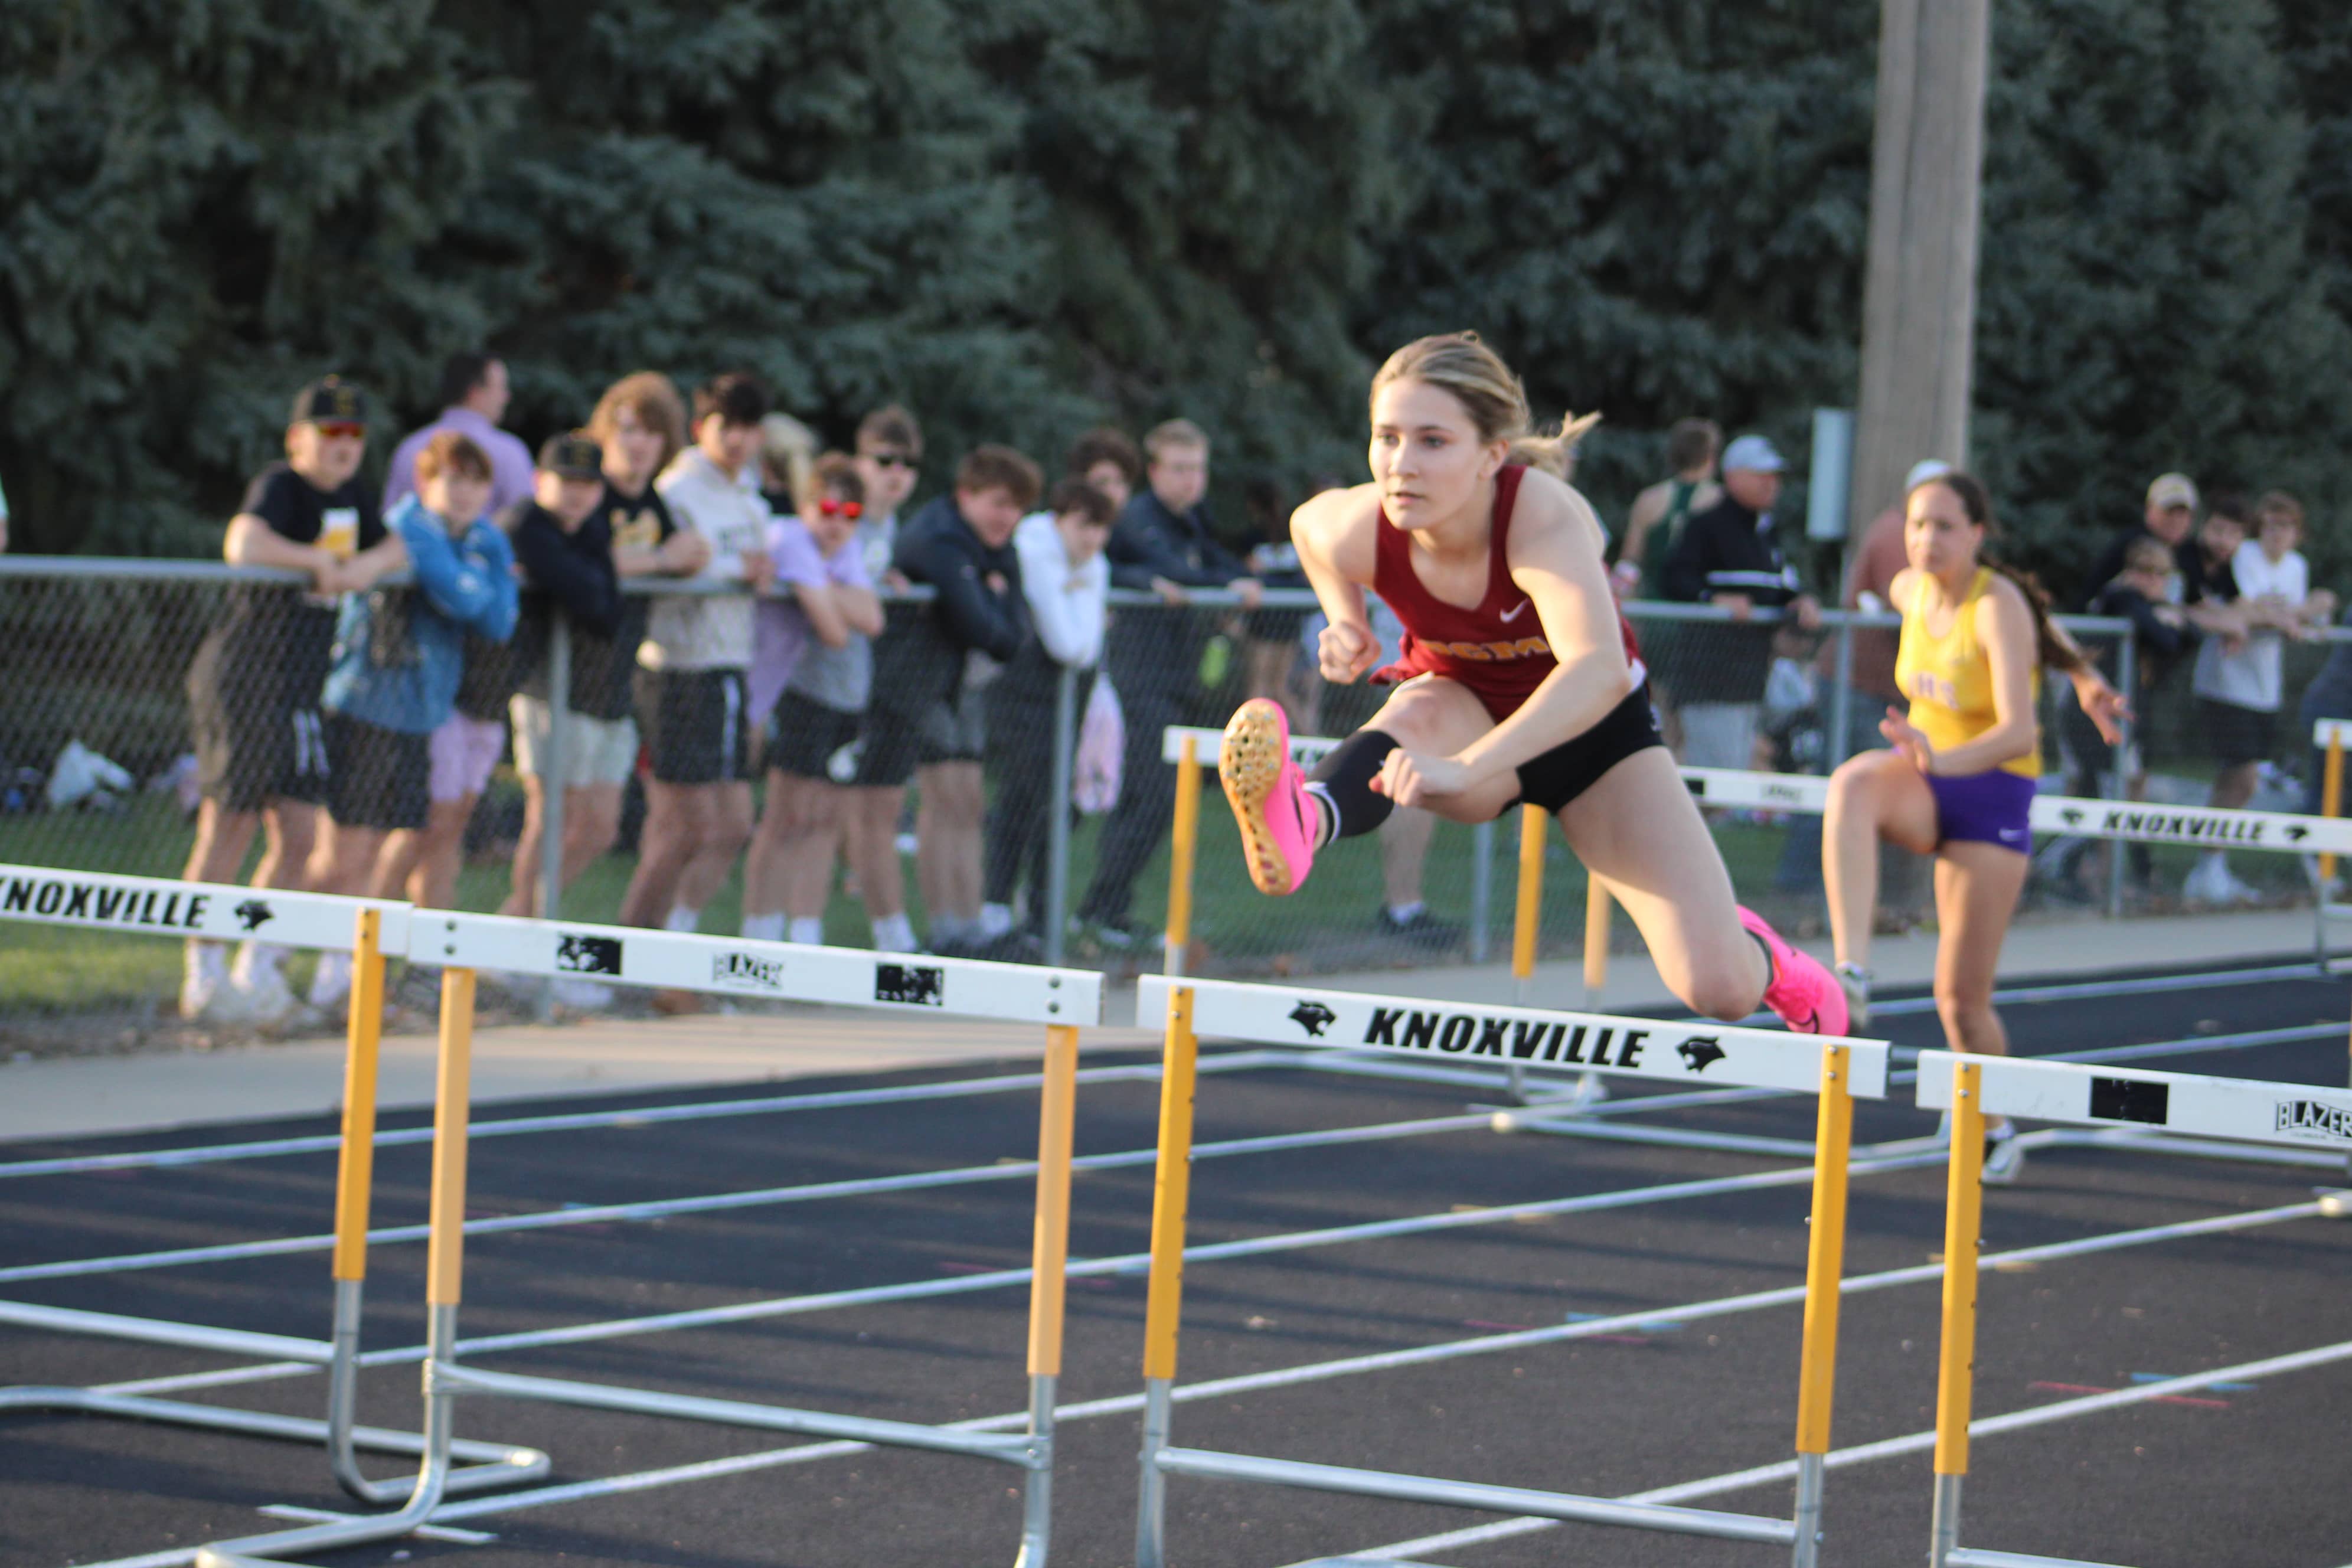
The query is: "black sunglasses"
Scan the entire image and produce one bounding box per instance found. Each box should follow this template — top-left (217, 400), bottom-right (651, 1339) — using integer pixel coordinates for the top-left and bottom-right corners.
top-left (864, 451), bottom-right (918, 471)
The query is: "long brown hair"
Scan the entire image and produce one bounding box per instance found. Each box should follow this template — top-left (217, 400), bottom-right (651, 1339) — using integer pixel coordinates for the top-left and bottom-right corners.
top-left (1910, 471), bottom-right (2086, 675)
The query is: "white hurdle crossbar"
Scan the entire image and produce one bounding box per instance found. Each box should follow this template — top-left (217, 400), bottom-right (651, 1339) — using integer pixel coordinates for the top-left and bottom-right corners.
top-left (181, 912), bottom-right (1105, 1568)
top-left (0, 867), bottom-right (553, 1511)
top-left (1162, 726), bottom-right (2352, 858)
top-left (1130, 974), bottom-right (1889, 1568)
top-left (1914, 1049), bottom-right (2352, 1568)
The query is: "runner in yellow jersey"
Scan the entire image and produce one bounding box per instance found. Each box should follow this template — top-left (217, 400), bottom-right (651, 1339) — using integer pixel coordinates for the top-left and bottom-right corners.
top-left (1822, 471), bottom-right (2128, 1182)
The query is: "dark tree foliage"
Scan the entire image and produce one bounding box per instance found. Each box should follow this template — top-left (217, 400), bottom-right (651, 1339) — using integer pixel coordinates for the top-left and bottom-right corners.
top-left (2, 0), bottom-right (2347, 586)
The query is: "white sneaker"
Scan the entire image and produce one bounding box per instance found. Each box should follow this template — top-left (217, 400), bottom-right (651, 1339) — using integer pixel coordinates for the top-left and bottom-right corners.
top-left (550, 978), bottom-right (614, 1011)
top-left (1982, 1128), bottom-right (2027, 1185)
top-left (180, 947), bottom-right (246, 1023)
top-left (1834, 963), bottom-right (1871, 1030)
top-left (2212, 866), bottom-right (2260, 905)
top-left (231, 943), bottom-right (299, 1024)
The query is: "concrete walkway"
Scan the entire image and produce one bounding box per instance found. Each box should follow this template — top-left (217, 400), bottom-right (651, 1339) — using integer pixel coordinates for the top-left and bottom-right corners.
top-left (0, 906), bottom-right (2335, 1144)
top-left (0, 1010), bottom-right (1164, 1145)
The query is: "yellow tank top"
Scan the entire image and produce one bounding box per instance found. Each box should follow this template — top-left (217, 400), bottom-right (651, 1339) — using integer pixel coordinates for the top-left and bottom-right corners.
top-left (1894, 567), bottom-right (2041, 779)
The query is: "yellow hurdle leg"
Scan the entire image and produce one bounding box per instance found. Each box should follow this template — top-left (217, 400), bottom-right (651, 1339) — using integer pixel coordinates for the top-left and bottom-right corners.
top-left (1136, 986), bottom-right (1200, 1568)
top-left (426, 969), bottom-right (478, 1313)
top-left (1930, 1059), bottom-right (1987, 1567)
top-left (1026, 1025), bottom-right (1081, 1383)
top-left (1790, 1043), bottom-right (1854, 1567)
top-left (331, 910), bottom-right (387, 1285)
top-left (1165, 737), bottom-right (1202, 978)
top-left (1511, 803), bottom-right (1545, 999)
top-left (1582, 874), bottom-right (1611, 1005)
top-left (2322, 733), bottom-right (2343, 884)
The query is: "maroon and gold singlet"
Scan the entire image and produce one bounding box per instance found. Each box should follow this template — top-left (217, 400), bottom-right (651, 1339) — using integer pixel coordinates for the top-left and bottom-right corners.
top-left (1370, 464), bottom-right (1645, 721)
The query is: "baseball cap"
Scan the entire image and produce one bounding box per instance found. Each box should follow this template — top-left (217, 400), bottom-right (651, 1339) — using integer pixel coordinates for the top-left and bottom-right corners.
top-left (1905, 459), bottom-right (1953, 492)
top-left (538, 431), bottom-right (605, 481)
top-left (2146, 472), bottom-right (2199, 512)
top-left (289, 376), bottom-right (370, 428)
top-left (1721, 435), bottom-right (1785, 474)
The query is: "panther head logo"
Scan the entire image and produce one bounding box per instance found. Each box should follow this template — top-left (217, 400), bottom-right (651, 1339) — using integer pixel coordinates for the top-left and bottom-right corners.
top-left (234, 899), bottom-right (275, 932)
top-left (1289, 1001), bottom-right (1338, 1038)
top-left (1678, 1037), bottom-right (1727, 1073)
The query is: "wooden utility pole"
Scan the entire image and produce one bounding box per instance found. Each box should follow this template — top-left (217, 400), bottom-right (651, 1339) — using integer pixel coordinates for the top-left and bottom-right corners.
top-left (1850, 0), bottom-right (1992, 534)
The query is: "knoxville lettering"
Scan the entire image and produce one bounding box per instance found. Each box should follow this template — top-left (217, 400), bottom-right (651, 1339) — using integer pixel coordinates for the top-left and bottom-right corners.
top-left (1363, 1006), bottom-right (1648, 1069)
top-left (1, 876), bottom-right (211, 931)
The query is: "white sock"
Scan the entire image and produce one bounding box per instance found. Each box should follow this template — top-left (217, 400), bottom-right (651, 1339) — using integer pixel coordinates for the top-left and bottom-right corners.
top-left (872, 913), bottom-right (917, 952)
top-left (740, 912), bottom-right (785, 943)
top-left (788, 917), bottom-right (825, 946)
top-left (187, 942), bottom-right (226, 981)
top-left (1302, 783), bottom-right (1338, 848)
top-left (665, 906), bottom-right (700, 934)
top-left (979, 903), bottom-right (1015, 939)
top-left (1386, 900), bottom-right (1425, 923)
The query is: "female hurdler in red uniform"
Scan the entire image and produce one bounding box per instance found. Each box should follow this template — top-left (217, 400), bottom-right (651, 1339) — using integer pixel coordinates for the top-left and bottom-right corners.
top-left (1221, 332), bottom-right (1847, 1034)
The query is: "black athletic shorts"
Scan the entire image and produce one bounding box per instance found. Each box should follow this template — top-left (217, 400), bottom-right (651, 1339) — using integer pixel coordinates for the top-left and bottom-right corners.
top-left (1510, 680), bottom-right (1667, 816)
top-left (322, 713), bottom-right (430, 832)
top-left (2198, 697), bottom-right (2276, 769)
top-left (915, 684), bottom-right (988, 767)
top-left (635, 668), bottom-right (752, 786)
top-left (188, 642), bottom-right (332, 813)
top-left (769, 691), bottom-right (864, 783)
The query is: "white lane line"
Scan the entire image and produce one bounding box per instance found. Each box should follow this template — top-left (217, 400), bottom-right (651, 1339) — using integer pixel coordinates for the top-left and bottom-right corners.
top-left (1326, 1336), bottom-right (2352, 1565)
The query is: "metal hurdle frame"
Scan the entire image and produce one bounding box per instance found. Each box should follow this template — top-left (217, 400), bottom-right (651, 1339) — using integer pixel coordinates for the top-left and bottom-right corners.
top-left (1916, 1051), bottom-right (2352, 1568)
top-left (179, 911), bottom-right (1104, 1568)
top-left (1128, 972), bottom-right (1891, 1567)
top-left (0, 867), bottom-right (550, 1504)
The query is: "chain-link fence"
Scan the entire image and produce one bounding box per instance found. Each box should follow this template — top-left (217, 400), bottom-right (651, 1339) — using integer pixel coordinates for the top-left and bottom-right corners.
top-left (3, 557), bottom-right (2343, 1025)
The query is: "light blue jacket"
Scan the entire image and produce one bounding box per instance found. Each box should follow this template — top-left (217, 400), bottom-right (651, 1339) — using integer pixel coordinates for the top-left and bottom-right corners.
top-left (324, 496), bottom-right (518, 734)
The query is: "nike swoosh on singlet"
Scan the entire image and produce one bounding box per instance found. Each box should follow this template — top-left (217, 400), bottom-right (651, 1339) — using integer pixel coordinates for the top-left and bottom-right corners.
top-left (1500, 599), bottom-right (1532, 622)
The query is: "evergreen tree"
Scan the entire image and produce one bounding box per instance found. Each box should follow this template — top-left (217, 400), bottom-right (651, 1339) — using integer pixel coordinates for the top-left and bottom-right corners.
top-left (0, 0), bottom-right (511, 553)
top-left (1972, 0), bottom-right (2352, 593)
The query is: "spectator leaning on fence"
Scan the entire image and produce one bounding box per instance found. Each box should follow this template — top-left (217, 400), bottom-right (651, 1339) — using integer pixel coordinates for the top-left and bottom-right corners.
top-left (499, 375), bottom-right (704, 937)
top-left (978, 476), bottom-right (1115, 954)
top-left (841, 404), bottom-right (925, 932)
top-left (739, 453), bottom-right (878, 943)
top-left (877, 445), bottom-right (1041, 954)
top-left (1082, 419), bottom-right (1262, 949)
top-left (1659, 433), bottom-right (1821, 772)
top-left (2041, 533), bottom-right (2193, 900)
top-left (384, 351), bottom-right (534, 517)
top-left (736, 455), bottom-right (886, 946)
top-left (306, 432), bottom-right (517, 1012)
top-left (490, 436), bottom-right (623, 944)
top-left (179, 377), bottom-right (406, 1024)
top-left (616, 373), bottom-right (776, 945)
top-left (2186, 491), bottom-right (2334, 904)
top-left (1616, 417), bottom-right (1721, 599)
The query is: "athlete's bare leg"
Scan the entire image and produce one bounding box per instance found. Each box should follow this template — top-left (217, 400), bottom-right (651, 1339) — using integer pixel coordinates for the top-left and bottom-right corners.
top-left (1823, 749), bottom-right (1939, 973)
top-left (1554, 747), bottom-right (1770, 1022)
top-left (1360, 679), bottom-right (1522, 824)
top-left (1932, 841), bottom-right (2028, 1129)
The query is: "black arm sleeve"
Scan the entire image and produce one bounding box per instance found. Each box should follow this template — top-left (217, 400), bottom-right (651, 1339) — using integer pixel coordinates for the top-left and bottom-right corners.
top-left (920, 536), bottom-right (1030, 662)
top-left (515, 517), bottom-right (625, 636)
top-left (1105, 511), bottom-right (1239, 591)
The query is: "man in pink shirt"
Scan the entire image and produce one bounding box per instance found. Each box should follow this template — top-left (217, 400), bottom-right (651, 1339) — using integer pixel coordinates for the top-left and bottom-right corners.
top-left (383, 352), bottom-right (535, 516)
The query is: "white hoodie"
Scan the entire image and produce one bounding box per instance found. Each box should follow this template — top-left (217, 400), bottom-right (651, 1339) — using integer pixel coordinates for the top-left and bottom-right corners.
top-left (1012, 512), bottom-right (1108, 669)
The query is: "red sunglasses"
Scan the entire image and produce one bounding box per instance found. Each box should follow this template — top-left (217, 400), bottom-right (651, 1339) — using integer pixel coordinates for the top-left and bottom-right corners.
top-left (818, 498), bottom-right (864, 520)
top-left (315, 422), bottom-right (366, 440)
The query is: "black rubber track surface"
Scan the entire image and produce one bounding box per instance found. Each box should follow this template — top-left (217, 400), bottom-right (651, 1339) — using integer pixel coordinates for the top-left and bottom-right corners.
top-left (4, 956), bottom-right (2349, 1568)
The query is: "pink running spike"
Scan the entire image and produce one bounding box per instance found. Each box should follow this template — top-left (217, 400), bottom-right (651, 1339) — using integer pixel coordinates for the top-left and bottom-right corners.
top-left (1220, 700), bottom-right (1317, 897)
top-left (1737, 905), bottom-right (1849, 1035)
